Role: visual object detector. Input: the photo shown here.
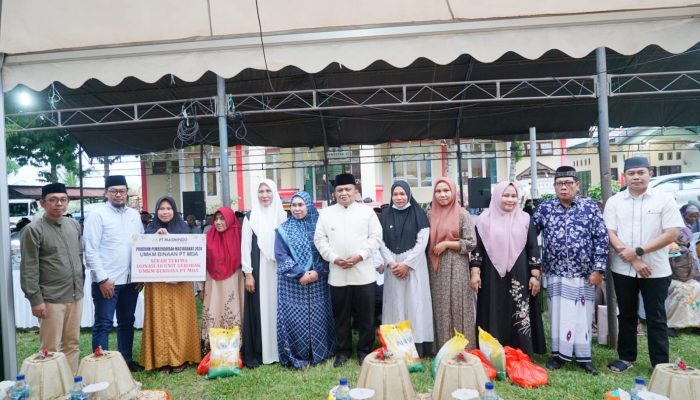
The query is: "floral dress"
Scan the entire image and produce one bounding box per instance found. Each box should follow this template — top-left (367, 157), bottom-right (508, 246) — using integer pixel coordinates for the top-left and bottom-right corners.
top-left (470, 220), bottom-right (546, 356)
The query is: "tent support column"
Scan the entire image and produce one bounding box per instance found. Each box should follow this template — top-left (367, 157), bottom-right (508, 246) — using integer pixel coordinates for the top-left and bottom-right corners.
top-left (322, 129), bottom-right (331, 203)
top-left (529, 127), bottom-right (538, 200)
top-left (455, 135), bottom-right (464, 207)
top-left (0, 53), bottom-right (19, 380)
top-left (216, 75), bottom-right (231, 207)
top-left (597, 47), bottom-right (618, 349)
top-left (79, 146), bottom-right (84, 219)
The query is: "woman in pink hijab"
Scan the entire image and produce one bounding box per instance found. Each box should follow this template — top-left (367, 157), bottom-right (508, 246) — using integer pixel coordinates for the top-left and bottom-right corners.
top-left (471, 181), bottom-right (546, 356)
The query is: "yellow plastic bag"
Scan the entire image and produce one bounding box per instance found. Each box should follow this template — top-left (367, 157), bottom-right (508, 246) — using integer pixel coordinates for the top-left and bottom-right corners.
top-left (208, 327), bottom-right (242, 379)
top-left (431, 329), bottom-right (468, 377)
top-left (379, 320), bottom-right (423, 372)
top-left (478, 327), bottom-right (506, 380)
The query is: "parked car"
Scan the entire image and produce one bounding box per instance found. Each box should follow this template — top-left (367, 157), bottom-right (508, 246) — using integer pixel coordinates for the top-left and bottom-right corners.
top-left (649, 172), bottom-right (700, 207)
top-left (9, 199), bottom-right (39, 230)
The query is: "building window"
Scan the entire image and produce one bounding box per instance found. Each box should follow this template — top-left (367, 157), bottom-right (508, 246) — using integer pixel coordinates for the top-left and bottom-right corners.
top-left (265, 153), bottom-right (283, 189)
top-left (152, 160), bottom-right (178, 175)
top-left (667, 152), bottom-right (673, 161)
top-left (392, 159), bottom-right (432, 188)
top-left (658, 165), bottom-right (681, 176)
top-left (611, 168), bottom-right (619, 181)
top-left (460, 142), bottom-right (497, 183)
top-left (658, 153), bottom-right (664, 161)
top-left (193, 159), bottom-right (202, 192)
top-left (524, 141), bottom-right (554, 156)
top-left (612, 155), bottom-right (618, 163)
top-left (676, 152), bottom-right (682, 160)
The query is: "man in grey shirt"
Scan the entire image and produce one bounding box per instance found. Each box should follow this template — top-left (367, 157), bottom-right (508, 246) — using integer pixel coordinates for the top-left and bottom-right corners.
top-left (83, 175), bottom-right (144, 371)
top-left (20, 183), bottom-right (84, 373)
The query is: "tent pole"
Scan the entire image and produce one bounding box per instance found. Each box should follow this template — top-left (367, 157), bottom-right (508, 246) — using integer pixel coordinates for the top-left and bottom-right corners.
top-left (322, 130), bottom-right (331, 203)
top-left (199, 144), bottom-right (204, 195)
top-left (216, 75), bottom-right (231, 207)
top-left (529, 127), bottom-right (539, 199)
top-left (79, 146), bottom-right (84, 221)
top-left (455, 135), bottom-right (464, 207)
top-left (597, 47), bottom-right (618, 349)
top-left (0, 53), bottom-right (19, 380)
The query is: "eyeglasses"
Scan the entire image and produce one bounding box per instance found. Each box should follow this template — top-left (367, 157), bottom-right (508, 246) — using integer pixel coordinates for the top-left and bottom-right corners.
top-left (45, 197), bottom-right (69, 204)
top-left (553, 181), bottom-right (576, 188)
top-left (107, 189), bottom-right (128, 195)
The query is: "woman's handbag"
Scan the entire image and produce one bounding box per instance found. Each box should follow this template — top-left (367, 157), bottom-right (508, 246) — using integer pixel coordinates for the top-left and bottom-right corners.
top-left (670, 253), bottom-right (698, 282)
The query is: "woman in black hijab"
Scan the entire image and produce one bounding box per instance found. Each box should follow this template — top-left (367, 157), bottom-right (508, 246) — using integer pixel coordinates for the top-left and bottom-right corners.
top-left (378, 181), bottom-right (434, 357)
top-left (141, 196), bottom-right (201, 372)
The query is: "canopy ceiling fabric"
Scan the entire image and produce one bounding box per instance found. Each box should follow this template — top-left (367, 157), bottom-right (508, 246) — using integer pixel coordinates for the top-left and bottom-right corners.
top-left (1, 1), bottom-right (699, 91)
top-left (1, 1), bottom-right (699, 156)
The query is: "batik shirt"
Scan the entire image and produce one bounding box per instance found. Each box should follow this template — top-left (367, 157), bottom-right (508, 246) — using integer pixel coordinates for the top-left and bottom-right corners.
top-left (532, 196), bottom-right (609, 278)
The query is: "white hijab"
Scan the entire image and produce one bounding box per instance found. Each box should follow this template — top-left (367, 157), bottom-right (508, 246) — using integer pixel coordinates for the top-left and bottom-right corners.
top-left (249, 179), bottom-right (287, 261)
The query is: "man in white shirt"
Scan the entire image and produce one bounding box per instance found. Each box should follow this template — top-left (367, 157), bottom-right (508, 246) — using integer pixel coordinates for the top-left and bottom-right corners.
top-left (314, 173), bottom-right (383, 367)
top-left (83, 175), bottom-right (144, 372)
top-left (603, 157), bottom-right (683, 372)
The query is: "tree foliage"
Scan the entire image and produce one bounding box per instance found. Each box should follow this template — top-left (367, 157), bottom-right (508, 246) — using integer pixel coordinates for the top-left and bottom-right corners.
top-left (587, 180), bottom-right (621, 200)
top-left (6, 129), bottom-right (80, 182)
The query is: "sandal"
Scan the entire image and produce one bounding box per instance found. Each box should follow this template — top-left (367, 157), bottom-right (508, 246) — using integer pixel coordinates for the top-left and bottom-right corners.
top-left (157, 366), bottom-right (172, 374)
top-left (608, 359), bottom-right (633, 373)
top-left (171, 364), bottom-right (187, 374)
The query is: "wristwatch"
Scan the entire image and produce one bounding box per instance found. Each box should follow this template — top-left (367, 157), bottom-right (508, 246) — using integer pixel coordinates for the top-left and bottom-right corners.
top-left (635, 247), bottom-right (645, 257)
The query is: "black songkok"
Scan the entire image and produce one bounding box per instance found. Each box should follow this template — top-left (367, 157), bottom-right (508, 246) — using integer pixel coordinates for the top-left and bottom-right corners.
top-left (105, 175), bottom-right (128, 189)
top-left (554, 166), bottom-right (578, 181)
top-left (334, 173), bottom-right (356, 187)
top-left (624, 156), bottom-right (650, 171)
top-left (41, 182), bottom-right (67, 198)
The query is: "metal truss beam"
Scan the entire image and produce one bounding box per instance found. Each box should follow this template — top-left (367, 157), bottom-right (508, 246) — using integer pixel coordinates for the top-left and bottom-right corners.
top-left (609, 71), bottom-right (700, 96)
top-left (5, 71), bottom-right (700, 133)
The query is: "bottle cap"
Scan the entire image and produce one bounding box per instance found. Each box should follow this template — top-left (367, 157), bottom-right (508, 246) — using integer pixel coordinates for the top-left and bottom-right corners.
top-left (74, 376), bottom-right (83, 383)
top-left (485, 381), bottom-right (494, 390)
top-left (16, 374), bottom-right (25, 380)
top-left (339, 377), bottom-right (348, 385)
top-left (635, 377), bottom-right (645, 384)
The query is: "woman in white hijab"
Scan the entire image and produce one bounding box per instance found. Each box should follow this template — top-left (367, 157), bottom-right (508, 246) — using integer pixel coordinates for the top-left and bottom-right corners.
top-left (242, 179), bottom-right (288, 367)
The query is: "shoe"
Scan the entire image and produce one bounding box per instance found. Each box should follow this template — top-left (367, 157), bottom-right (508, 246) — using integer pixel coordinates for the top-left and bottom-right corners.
top-left (127, 361), bottom-right (144, 372)
top-left (357, 352), bottom-right (369, 365)
top-left (578, 362), bottom-right (599, 375)
top-left (334, 354), bottom-right (349, 368)
top-left (545, 357), bottom-right (563, 370)
top-left (668, 328), bottom-right (678, 337)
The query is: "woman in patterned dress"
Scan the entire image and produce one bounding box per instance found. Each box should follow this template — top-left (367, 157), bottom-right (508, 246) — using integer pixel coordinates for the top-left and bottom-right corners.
top-left (274, 191), bottom-right (335, 368)
top-left (470, 181), bottom-right (546, 356)
top-left (428, 177), bottom-right (477, 349)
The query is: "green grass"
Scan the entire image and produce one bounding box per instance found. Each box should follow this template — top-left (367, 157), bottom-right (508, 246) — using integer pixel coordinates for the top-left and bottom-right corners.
top-left (15, 326), bottom-right (700, 399)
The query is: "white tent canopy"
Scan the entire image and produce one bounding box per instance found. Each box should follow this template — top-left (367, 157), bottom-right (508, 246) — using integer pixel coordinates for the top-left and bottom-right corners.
top-left (2, 0), bottom-right (699, 91)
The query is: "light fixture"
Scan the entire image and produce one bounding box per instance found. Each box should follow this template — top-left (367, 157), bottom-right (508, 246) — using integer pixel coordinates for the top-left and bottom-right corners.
top-left (17, 91), bottom-right (33, 108)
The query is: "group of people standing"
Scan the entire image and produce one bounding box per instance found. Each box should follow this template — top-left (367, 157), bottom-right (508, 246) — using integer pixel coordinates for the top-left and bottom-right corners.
top-left (19, 154), bottom-right (685, 377)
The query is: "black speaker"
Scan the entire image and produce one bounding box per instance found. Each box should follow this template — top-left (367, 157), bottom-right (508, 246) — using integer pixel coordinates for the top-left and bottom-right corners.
top-left (467, 178), bottom-right (492, 208)
top-left (182, 191), bottom-right (206, 220)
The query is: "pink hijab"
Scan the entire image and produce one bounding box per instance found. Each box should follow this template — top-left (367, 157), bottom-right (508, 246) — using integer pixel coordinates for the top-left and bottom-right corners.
top-left (475, 182), bottom-right (530, 278)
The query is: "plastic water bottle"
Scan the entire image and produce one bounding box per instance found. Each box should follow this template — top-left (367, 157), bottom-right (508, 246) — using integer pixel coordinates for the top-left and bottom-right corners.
top-left (70, 376), bottom-right (88, 400)
top-left (481, 381), bottom-right (498, 400)
top-left (630, 377), bottom-right (648, 400)
top-left (8, 374), bottom-right (29, 400)
top-left (335, 377), bottom-right (350, 400)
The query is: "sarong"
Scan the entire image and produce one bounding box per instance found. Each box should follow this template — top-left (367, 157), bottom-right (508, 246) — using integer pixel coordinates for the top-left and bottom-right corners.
top-left (547, 276), bottom-right (595, 362)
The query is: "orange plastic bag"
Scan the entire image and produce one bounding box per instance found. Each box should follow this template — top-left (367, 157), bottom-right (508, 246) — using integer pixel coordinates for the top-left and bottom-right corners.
top-left (197, 352), bottom-right (211, 375)
top-left (504, 346), bottom-right (548, 388)
top-left (468, 349), bottom-right (497, 380)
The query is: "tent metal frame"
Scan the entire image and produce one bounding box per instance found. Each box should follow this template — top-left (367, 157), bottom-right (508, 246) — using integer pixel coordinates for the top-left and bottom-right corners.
top-left (6, 70), bottom-right (700, 133)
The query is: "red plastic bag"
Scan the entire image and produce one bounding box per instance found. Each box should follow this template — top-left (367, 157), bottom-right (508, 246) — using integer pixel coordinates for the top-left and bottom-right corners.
top-left (468, 349), bottom-right (497, 380)
top-left (197, 352), bottom-right (211, 375)
top-left (504, 346), bottom-right (548, 388)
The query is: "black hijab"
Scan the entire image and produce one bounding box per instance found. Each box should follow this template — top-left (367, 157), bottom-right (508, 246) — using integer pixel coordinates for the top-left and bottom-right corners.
top-left (145, 196), bottom-right (189, 234)
top-left (380, 181), bottom-right (430, 254)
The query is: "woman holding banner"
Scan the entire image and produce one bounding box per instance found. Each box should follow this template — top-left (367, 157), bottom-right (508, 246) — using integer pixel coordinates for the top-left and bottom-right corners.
top-left (199, 206), bottom-right (245, 353)
top-left (141, 196), bottom-right (201, 373)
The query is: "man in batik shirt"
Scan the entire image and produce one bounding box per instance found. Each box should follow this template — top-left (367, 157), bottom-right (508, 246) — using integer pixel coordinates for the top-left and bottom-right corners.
top-left (533, 166), bottom-right (609, 375)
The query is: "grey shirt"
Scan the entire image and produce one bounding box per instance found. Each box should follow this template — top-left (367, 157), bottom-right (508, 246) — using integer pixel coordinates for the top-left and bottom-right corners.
top-left (20, 215), bottom-right (84, 306)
